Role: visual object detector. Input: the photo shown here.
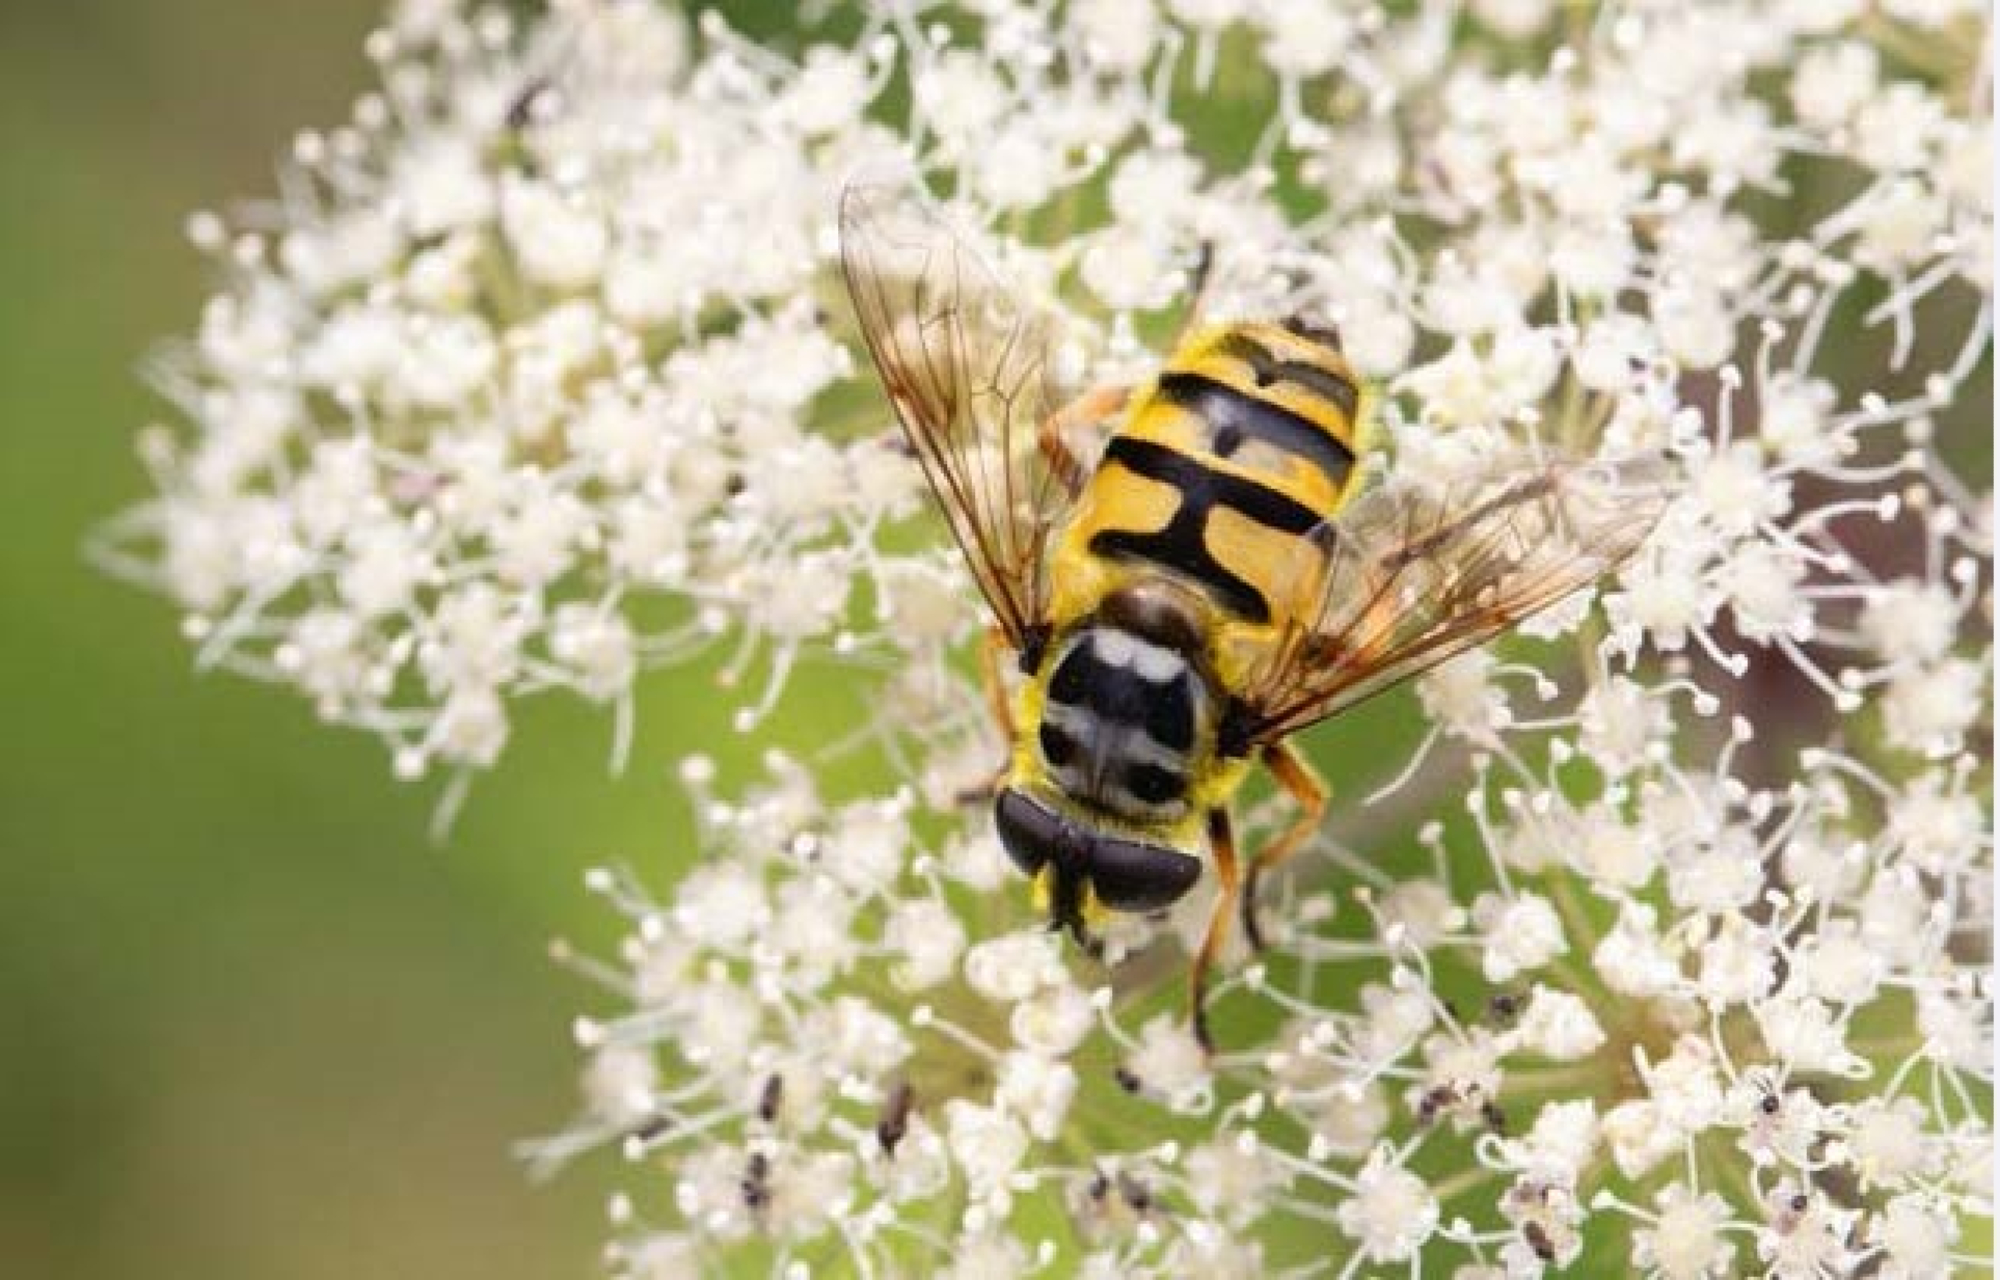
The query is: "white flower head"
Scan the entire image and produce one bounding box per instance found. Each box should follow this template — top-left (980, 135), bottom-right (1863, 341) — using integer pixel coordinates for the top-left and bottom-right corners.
top-left (1338, 1147), bottom-right (1439, 1262)
top-left (113, 2), bottom-right (1992, 1276)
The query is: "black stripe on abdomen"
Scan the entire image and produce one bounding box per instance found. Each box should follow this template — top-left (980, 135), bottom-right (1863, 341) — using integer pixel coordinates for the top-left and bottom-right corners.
top-left (1214, 332), bottom-right (1362, 420)
top-left (1156, 370), bottom-right (1354, 490)
top-left (1090, 436), bottom-right (1323, 624)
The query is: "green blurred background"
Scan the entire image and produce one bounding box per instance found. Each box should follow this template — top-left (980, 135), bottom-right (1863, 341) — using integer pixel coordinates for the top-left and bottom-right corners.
top-left (0, 3), bottom-right (664, 1275)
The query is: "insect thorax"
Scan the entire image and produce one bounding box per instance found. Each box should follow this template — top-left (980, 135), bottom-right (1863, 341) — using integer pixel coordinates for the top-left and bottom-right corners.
top-left (1031, 602), bottom-right (1215, 825)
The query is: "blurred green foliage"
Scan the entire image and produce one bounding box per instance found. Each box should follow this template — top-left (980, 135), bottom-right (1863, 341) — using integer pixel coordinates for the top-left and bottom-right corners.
top-left (0, 3), bottom-right (619, 1275)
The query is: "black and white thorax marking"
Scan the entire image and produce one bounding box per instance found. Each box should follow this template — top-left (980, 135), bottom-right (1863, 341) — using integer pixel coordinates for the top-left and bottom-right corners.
top-left (1038, 627), bottom-right (1207, 821)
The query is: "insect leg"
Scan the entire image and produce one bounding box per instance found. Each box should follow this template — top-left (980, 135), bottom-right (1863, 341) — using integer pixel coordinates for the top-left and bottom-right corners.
top-left (1239, 742), bottom-right (1328, 951)
top-left (1038, 384), bottom-right (1129, 496)
top-left (954, 623), bottom-right (1017, 805)
top-left (980, 622), bottom-right (1015, 739)
top-left (1189, 807), bottom-right (1240, 1055)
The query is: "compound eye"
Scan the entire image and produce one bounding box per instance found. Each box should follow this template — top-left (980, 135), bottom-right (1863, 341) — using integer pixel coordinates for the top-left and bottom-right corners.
top-left (1088, 837), bottom-right (1202, 913)
top-left (1124, 763), bottom-right (1186, 806)
top-left (1038, 720), bottom-right (1077, 768)
top-left (993, 789), bottom-right (1064, 877)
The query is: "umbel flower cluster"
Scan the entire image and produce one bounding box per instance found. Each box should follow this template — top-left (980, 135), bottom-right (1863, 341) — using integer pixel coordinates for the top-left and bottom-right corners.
top-left (106, 0), bottom-right (1991, 1276)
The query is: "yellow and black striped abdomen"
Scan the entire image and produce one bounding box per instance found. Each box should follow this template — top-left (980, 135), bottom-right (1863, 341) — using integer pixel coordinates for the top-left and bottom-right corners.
top-left (1051, 320), bottom-right (1367, 636)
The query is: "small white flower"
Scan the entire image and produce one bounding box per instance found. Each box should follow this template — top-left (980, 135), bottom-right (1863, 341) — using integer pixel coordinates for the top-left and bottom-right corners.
top-left (1755, 996), bottom-right (1862, 1076)
top-left (1792, 40), bottom-right (1880, 129)
top-left (884, 897), bottom-right (967, 991)
top-left (673, 1144), bottom-right (756, 1242)
top-left (1694, 912), bottom-right (1776, 1006)
top-left (1576, 676), bottom-right (1671, 776)
top-left (1758, 1182), bottom-right (1861, 1278)
top-left (430, 685), bottom-right (508, 767)
top-left (1185, 1133), bottom-right (1284, 1229)
top-left (1840, 1097), bottom-right (1936, 1190)
top-left (1124, 1013), bottom-right (1212, 1111)
top-left (1572, 803), bottom-right (1659, 890)
top-left (944, 1100), bottom-right (1030, 1201)
top-left (1887, 772), bottom-right (1985, 877)
top-left (1373, 879), bottom-right (1466, 948)
top-left (1604, 1099), bottom-right (1680, 1180)
top-left (1718, 541), bottom-right (1810, 643)
top-left (769, 876), bottom-right (862, 983)
top-left (671, 863), bottom-right (767, 951)
top-left (1595, 903), bottom-right (1684, 998)
top-left (1791, 917), bottom-right (1885, 1005)
top-left (548, 604), bottom-right (636, 701)
top-left (822, 996), bottom-right (913, 1075)
top-left (583, 1043), bottom-right (659, 1126)
top-left (1651, 281), bottom-right (1734, 369)
top-left (1010, 982), bottom-right (1096, 1056)
top-left (1470, 0), bottom-right (1554, 38)
top-left (1882, 658), bottom-right (1985, 757)
top-left (766, 1148), bottom-right (857, 1240)
top-left (1869, 1193), bottom-right (1957, 1278)
top-left (1669, 826), bottom-right (1767, 917)
top-left (1306, 1079), bottom-right (1390, 1158)
top-left (1337, 1148), bottom-right (1438, 1262)
top-left (940, 1233), bottom-right (1032, 1280)
top-left (1514, 987), bottom-right (1606, 1060)
top-left (1418, 650), bottom-right (1509, 741)
top-left (1634, 1183), bottom-right (1737, 1279)
top-left (1758, 372), bottom-right (1840, 464)
top-left (1506, 1098), bottom-right (1600, 1184)
top-left (1694, 440), bottom-right (1792, 537)
top-left (1356, 979), bottom-right (1437, 1063)
top-left (1731, 1074), bottom-right (1827, 1169)
top-left (1472, 891), bottom-right (1567, 982)
top-left (1916, 985), bottom-right (1992, 1072)
top-left (994, 1050), bottom-right (1077, 1141)
top-left (823, 801), bottom-right (909, 895)
top-left (963, 931), bottom-right (1068, 1003)
top-left (1645, 1037), bottom-right (1727, 1134)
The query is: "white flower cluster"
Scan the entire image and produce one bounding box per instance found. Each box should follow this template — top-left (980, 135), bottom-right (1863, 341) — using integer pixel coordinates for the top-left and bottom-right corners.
top-left (110, 0), bottom-right (1990, 1275)
top-left (539, 750), bottom-right (1681, 1276)
top-left (534, 754), bottom-right (1284, 1276)
top-left (98, 0), bottom-right (946, 807)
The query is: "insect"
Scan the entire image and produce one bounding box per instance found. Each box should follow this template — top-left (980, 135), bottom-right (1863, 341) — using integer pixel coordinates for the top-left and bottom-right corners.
top-left (755, 1073), bottom-right (784, 1124)
top-left (839, 184), bottom-right (1668, 1050)
top-left (740, 1149), bottom-right (772, 1215)
top-left (1414, 1080), bottom-right (1505, 1133)
top-left (505, 77), bottom-right (553, 131)
top-left (875, 1080), bottom-right (915, 1154)
top-left (1080, 1166), bottom-right (1158, 1229)
top-left (1523, 1221), bottom-right (1557, 1264)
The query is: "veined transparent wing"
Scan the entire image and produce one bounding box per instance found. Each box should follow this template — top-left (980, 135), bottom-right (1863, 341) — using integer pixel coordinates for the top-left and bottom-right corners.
top-left (1234, 453), bottom-right (1672, 746)
top-left (839, 183), bottom-right (1077, 652)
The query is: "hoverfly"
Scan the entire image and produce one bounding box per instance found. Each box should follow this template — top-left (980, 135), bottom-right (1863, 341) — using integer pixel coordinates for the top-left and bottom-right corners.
top-left (839, 185), bottom-right (1667, 1049)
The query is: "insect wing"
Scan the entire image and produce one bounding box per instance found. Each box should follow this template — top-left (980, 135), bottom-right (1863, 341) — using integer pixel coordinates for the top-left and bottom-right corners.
top-left (1239, 453), bottom-right (1671, 744)
top-left (839, 183), bottom-right (1073, 651)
